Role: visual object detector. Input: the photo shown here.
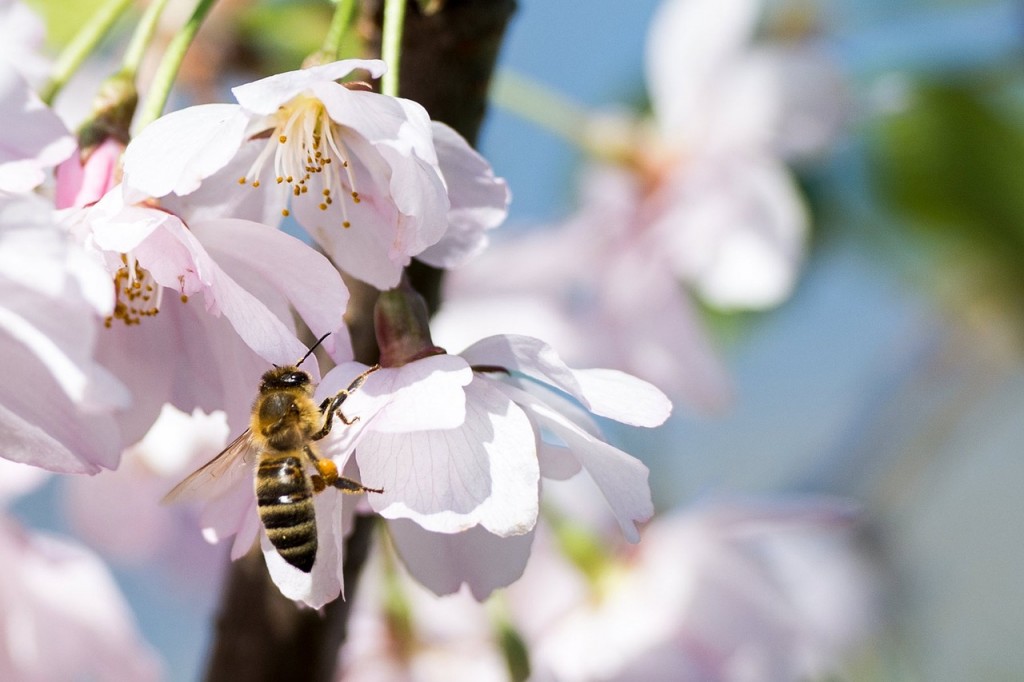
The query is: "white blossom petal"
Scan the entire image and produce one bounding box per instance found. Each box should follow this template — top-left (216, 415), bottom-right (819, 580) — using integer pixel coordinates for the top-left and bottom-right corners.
top-left (122, 103), bottom-right (249, 197)
top-left (191, 218), bottom-right (352, 361)
top-left (387, 519), bottom-right (535, 599)
top-left (0, 519), bottom-right (164, 681)
top-left (497, 382), bottom-right (652, 542)
top-left (231, 59), bottom-right (387, 116)
top-left (0, 64), bottom-right (75, 193)
top-left (645, 0), bottom-right (761, 137)
top-left (319, 356), bottom-right (473, 441)
top-left (657, 156), bottom-right (807, 309)
top-left (417, 122), bottom-right (510, 268)
top-left (357, 378), bottom-right (539, 536)
top-left (460, 334), bottom-right (671, 427)
top-left (263, 491), bottom-right (347, 608)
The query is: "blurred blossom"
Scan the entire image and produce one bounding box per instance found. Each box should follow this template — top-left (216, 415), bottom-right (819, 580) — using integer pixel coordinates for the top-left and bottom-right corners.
top-left (122, 59), bottom-right (509, 289)
top-left (0, 193), bottom-right (129, 473)
top-left (334, 496), bottom-right (878, 682)
top-left (0, 62), bottom-right (76, 193)
top-left (0, 0), bottom-right (50, 85)
top-left (0, 461), bottom-right (162, 681)
top-left (507, 498), bottom-right (880, 682)
top-left (337, 541), bottom-right (510, 682)
top-left (637, 0), bottom-right (842, 308)
top-left (437, 0), bottom-right (845, 409)
top-left (63, 404), bottom-right (230, 580)
top-left (436, 166), bottom-right (733, 410)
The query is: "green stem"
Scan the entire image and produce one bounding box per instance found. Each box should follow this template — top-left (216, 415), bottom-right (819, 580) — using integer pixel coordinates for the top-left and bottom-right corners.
top-left (322, 0), bottom-right (358, 61)
top-left (380, 0), bottom-right (407, 97)
top-left (39, 0), bottom-right (135, 105)
top-left (120, 0), bottom-right (173, 78)
top-left (489, 69), bottom-right (592, 147)
top-left (134, 0), bottom-right (218, 132)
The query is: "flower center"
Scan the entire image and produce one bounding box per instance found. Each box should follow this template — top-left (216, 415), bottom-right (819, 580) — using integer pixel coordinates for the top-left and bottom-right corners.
top-left (239, 95), bottom-right (361, 229)
top-left (105, 255), bottom-right (164, 327)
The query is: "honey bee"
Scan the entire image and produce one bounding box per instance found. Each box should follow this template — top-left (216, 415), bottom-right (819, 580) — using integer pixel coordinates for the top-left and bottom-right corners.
top-left (164, 334), bottom-right (382, 573)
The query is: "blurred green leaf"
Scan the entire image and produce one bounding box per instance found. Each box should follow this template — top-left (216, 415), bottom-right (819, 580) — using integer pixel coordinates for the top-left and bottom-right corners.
top-left (29, 0), bottom-right (110, 47)
top-left (237, 2), bottom-right (344, 74)
top-left (870, 75), bottom-right (1024, 309)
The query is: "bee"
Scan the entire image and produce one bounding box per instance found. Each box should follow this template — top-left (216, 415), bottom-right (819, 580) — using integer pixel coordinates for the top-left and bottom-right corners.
top-left (164, 334), bottom-right (382, 573)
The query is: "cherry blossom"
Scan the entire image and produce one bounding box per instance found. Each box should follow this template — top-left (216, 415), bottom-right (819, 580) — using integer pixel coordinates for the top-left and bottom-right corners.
top-left (435, 166), bottom-right (733, 410)
top-left (62, 185), bottom-right (352, 441)
top-left (122, 59), bottom-right (509, 289)
top-left (168, 331), bottom-right (668, 607)
top-left (307, 333), bottom-right (671, 600)
top-left (638, 0), bottom-right (842, 309)
top-left (63, 405), bottom-right (230, 584)
top-left (0, 193), bottom-right (128, 473)
top-left (436, 0), bottom-right (844, 408)
top-left (0, 0), bottom-right (50, 85)
top-left (0, 62), bottom-right (75, 194)
top-left (336, 540), bottom-right (511, 682)
top-left (0, 460), bottom-right (163, 681)
top-left (506, 497), bottom-right (880, 682)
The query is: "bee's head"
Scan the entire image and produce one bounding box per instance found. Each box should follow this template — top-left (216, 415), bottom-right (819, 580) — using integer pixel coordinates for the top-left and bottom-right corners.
top-left (260, 365), bottom-right (312, 392)
top-left (258, 333), bottom-right (331, 393)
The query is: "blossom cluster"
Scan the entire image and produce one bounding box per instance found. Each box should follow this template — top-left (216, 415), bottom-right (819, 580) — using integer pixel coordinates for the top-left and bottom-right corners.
top-left (0, 0), bottom-right (875, 677)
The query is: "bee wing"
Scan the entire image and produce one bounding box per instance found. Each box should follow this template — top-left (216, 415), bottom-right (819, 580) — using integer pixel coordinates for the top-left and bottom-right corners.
top-left (162, 429), bottom-right (257, 505)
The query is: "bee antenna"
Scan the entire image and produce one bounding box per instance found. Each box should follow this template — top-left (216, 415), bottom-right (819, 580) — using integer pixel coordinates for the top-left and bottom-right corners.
top-left (297, 332), bottom-right (331, 367)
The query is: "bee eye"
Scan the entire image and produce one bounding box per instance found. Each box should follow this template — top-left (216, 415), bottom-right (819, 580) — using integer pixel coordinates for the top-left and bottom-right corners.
top-left (281, 372), bottom-right (308, 386)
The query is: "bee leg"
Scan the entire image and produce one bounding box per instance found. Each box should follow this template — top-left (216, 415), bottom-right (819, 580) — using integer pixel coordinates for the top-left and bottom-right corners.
top-left (312, 364), bottom-right (381, 440)
top-left (305, 447), bottom-right (383, 495)
top-left (333, 477), bottom-right (384, 495)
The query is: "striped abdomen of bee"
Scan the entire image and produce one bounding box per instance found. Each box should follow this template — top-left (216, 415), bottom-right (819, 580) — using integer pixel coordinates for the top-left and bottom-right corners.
top-left (255, 451), bottom-right (317, 573)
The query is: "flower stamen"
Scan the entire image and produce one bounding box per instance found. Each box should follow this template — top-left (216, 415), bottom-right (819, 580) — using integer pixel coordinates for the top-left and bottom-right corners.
top-left (240, 95), bottom-right (366, 232)
top-left (105, 255), bottom-right (162, 327)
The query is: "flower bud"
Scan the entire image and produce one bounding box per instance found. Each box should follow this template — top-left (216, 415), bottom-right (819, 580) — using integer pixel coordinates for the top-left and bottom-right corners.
top-left (374, 280), bottom-right (446, 367)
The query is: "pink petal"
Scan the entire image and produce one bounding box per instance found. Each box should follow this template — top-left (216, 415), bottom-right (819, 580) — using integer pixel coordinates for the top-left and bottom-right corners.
top-left (122, 103), bottom-right (249, 197)
top-left (55, 138), bottom-right (122, 209)
top-left (192, 218), bottom-right (352, 361)
top-left (417, 122), bottom-right (510, 268)
top-left (388, 519), bottom-right (535, 599)
top-left (0, 64), bottom-right (75, 192)
top-left (0, 519), bottom-right (164, 681)
top-left (0, 403), bottom-right (101, 474)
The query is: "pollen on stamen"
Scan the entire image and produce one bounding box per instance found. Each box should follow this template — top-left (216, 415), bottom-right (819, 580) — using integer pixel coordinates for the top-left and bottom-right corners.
top-left (276, 176), bottom-right (284, 184)
top-left (282, 209), bottom-right (290, 217)
top-left (279, 135), bottom-right (288, 143)
top-left (237, 177), bottom-right (247, 184)
top-left (106, 258), bottom-right (161, 327)
top-left (319, 203), bottom-right (328, 211)
top-left (351, 191), bottom-right (360, 203)
top-left (342, 221), bottom-right (351, 228)
top-left (252, 180), bottom-right (261, 188)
